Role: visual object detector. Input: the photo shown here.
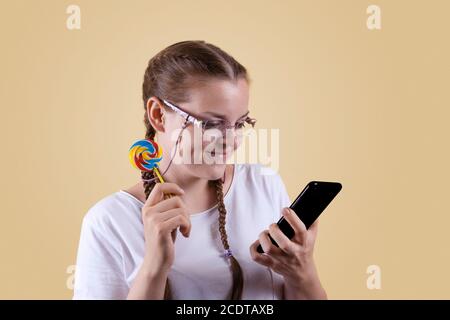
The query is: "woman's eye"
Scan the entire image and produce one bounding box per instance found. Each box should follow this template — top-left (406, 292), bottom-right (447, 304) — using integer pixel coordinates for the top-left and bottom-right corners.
top-left (203, 121), bottom-right (223, 130)
top-left (203, 120), bottom-right (248, 131)
top-left (235, 122), bottom-right (246, 129)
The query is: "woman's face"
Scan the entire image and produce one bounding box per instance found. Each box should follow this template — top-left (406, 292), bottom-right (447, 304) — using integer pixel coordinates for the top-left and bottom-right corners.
top-left (157, 77), bottom-right (250, 181)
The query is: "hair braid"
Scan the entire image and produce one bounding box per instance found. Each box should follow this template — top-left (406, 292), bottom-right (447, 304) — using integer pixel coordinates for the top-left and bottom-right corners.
top-left (210, 178), bottom-right (244, 300)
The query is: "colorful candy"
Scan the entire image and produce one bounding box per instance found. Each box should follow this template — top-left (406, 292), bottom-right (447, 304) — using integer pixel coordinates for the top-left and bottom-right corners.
top-left (129, 139), bottom-right (163, 172)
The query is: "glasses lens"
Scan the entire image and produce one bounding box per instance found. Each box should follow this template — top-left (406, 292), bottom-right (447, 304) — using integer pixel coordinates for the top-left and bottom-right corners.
top-left (201, 117), bottom-right (256, 137)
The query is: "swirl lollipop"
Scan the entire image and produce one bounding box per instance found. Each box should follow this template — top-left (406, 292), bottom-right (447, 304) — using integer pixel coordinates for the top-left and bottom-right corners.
top-left (129, 139), bottom-right (167, 186)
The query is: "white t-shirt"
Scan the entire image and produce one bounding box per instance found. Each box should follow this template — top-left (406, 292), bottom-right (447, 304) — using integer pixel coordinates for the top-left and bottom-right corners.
top-left (73, 163), bottom-right (291, 300)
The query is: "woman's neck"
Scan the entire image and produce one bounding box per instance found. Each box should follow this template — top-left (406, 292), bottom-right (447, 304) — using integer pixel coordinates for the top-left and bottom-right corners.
top-left (125, 164), bottom-right (234, 215)
top-left (162, 166), bottom-right (212, 195)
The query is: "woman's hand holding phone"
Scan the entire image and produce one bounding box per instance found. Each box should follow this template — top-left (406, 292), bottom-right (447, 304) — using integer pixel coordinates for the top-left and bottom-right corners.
top-left (249, 181), bottom-right (341, 299)
top-left (249, 207), bottom-right (326, 299)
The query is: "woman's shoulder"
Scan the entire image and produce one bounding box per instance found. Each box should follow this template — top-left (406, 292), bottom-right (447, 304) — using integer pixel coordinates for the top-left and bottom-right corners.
top-left (233, 163), bottom-right (291, 220)
top-left (235, 163), bottom-right (284, 185)
top-left (235, 163), bottom-right (288, 198)
top-left (82, 190), bottom-right (142, 230)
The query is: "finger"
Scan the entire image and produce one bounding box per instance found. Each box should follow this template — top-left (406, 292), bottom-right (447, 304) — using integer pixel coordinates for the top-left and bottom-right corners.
top-left (167, 208), bottom-right (191, 237)
top-left (151, 196), bottom-right (186, 213)
top-left (282, 208), bottom-right (307, 245)
top-left (268, 223), bottom-right (296, 254)
top-left (152, 207), bottom-right (190, 229)
top-left (309, 219), bottom-right (319, 233)
top-left (308, 219), bottom-right (319, 241)
top-left (259, 230), bottom-right (283, 257)
top-left (145, 183), bottom-right (185, 207)
top-left (160, 214), bottom-right (191, 238)
top-left (249, 240), bottom-right (274, 268)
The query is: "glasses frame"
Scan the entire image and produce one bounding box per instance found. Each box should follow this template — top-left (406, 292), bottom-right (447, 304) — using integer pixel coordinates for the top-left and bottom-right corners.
top-left (157, 97), bottom-right (257, 133)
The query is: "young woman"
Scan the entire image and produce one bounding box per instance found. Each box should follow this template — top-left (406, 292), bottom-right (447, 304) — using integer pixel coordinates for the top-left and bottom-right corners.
top-left (73, 40), bottom-right (327, 300)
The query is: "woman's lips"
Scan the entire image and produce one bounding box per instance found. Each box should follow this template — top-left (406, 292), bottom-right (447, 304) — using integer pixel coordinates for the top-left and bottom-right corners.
top-left (207, 150), bottom-right (231, 158)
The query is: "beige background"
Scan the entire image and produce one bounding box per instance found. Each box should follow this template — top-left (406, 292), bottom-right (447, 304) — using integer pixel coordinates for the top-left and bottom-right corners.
top-left (1, 0), bottom-right (449, 299)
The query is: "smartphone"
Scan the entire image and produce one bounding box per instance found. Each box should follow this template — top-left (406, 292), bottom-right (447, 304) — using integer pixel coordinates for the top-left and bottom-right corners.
top-left (256, 181), bottom-right (342, 254)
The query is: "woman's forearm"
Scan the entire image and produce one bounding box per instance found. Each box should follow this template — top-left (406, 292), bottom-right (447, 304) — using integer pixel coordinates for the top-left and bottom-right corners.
top-left (283, 267), bottom-right (328, 300)
top-left (127, 264), bottom-right (168, 300)
top-left (284, 279), bottom-right (327, 300)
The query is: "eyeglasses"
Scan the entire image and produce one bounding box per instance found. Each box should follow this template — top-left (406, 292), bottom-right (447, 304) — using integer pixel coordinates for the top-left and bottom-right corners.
top-left (158, 97), bottom-right (257, 136)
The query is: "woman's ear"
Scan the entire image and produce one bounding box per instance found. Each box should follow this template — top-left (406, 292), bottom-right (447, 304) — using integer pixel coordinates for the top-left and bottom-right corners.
top-left (146, 97), bottom-right (166, 132)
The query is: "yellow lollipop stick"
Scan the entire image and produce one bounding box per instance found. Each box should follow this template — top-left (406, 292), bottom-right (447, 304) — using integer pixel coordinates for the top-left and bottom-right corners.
top-left (153, 167), bottom-right (172, 200)
top-left (153, 167), bottom-right (165, 183)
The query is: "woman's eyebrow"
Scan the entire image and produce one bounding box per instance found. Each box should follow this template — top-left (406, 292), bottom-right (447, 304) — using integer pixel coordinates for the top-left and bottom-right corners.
top-left (203, 110), bottom-right (250, 120)
top-left (237, 111), bottom-right (250, 120)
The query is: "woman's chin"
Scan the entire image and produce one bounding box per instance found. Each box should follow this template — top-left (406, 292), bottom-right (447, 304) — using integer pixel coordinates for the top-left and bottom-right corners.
top-left (188, 163), bottom-right (227, 180)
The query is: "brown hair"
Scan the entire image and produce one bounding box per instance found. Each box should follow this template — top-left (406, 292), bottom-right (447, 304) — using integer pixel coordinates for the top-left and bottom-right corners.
top-left (141, 40), bottom-right (249, 299)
